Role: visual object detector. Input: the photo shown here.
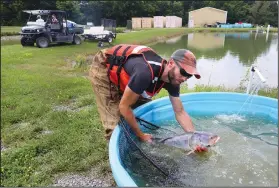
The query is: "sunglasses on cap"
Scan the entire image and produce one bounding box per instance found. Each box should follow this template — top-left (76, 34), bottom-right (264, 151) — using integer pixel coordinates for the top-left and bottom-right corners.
top-left (172, 59), bottom-right (193, 78)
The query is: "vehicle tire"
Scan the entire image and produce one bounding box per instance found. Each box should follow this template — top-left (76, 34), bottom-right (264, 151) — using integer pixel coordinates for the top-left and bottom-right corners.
top-left (36, 36), bottom-right (50, 48)
top-left (107, 36), bottom-right (113, 43)
top-left (72, 35), bottom-right (81, 45)
top-left (21, 37), bottom-right (33, 46)
top-left (98, 41), bottom-right (104, 47)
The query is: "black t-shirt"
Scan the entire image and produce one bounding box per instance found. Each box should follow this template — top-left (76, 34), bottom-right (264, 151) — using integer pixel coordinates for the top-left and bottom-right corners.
top-left (123, 55), bottom-right (180, 97)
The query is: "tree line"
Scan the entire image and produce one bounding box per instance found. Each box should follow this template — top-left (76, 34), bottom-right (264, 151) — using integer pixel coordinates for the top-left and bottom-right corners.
top-left (1, 0), bottom-right (278, 27)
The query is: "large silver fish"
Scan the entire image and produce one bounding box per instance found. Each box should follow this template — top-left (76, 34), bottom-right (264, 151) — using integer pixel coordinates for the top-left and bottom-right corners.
top-left (157, 131), bottom-right (220, 155)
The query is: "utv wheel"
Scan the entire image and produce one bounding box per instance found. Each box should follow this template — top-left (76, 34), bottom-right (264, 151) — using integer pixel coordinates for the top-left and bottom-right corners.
top-left (72, 35), bottom-right (81, 45)
top-left (98, 41), bottom-right (104, 47)
top-left (107, 37), bottom-right (113, 43)
top-left (36, 36), bottom-right (49, 48)
top-left (21, 37), bottom-right (33, 46)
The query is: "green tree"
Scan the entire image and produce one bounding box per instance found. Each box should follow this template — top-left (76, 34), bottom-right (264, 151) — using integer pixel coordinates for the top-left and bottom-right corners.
top-left (248, 1), bottom-right (273, 25)
top-left (267, 1), bottom-right (278, 27)
top-left (1, 0), bottom-right (24, 25)
top-left (56, 1), bottom-right (82, 23)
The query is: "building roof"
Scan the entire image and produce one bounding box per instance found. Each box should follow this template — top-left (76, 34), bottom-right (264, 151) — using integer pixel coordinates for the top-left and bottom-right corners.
top-left (22, 10), bottom-right (66, 15)
top-left (189, 7), bottom-right (227, 14)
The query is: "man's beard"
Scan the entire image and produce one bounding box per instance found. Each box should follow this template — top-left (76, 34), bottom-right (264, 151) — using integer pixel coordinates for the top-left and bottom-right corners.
top-left (168, 69), bottom-right (178, 86)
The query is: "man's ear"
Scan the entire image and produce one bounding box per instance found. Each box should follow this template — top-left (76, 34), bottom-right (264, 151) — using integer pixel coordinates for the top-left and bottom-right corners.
top-left (168, 59), bottom-right (174, 68)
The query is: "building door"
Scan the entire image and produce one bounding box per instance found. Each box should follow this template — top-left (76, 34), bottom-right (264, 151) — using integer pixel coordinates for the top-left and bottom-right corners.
top-left (188, 19), bottom-right (194, 28)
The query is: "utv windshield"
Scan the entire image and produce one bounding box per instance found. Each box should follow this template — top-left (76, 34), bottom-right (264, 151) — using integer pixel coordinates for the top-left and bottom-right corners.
top-left (26, 14), bottom-right (49, 26)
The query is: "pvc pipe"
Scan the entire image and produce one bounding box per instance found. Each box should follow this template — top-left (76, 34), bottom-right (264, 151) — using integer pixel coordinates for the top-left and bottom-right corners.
top-left (254, 67), bottom-right (266, 83)
top-left (266, 24), bottom-right (270, 41)
top-left (246, 67), bottom-right (254, 94)
top-left (267, 25), bottom-right (270, 33)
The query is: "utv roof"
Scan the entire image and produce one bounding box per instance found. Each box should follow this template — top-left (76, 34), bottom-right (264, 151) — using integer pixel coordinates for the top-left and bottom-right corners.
top-left (22, 10), bottom-right (66, 15)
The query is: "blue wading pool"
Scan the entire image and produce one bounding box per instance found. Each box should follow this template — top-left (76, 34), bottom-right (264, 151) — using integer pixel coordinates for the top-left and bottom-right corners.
top-left (109, 92), bottom-right (278, 187)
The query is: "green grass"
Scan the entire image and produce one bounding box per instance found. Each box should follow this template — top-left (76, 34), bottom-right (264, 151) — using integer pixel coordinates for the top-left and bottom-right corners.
top-left (154, 84), bottom-right (278, 100)
top-left (1, 26), bottom-right (21, 36)
top-left (1, 26), bottom-right (277, 36)
top-left (1, 27), bottom-right (277, 186)
top-left (183, 27), bottom-right (278, 33)
top-left (1, 26), bottom-right (22, 33)
top-left (0, 28), bottom-right (188, 187)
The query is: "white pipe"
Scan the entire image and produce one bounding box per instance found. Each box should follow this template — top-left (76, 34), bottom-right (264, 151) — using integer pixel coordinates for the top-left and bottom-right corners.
top-left (246, 67), bottom-right (254, 94)
top-left (267, 25), bottom-right (270, 33)
top-left (266, 24), bottom-right (270, 41)
top-left (246, 66), bottom-right (266, 94)
top-left (254, 67), bottom-right (266, 83)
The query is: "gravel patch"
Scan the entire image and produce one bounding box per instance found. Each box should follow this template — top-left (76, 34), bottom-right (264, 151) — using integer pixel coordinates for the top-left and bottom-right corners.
top-left (1, 35), bottom-right (21, 41)
top-left (52, 104), bottom-right (92, 112)
top-left (52, 166), bottom-right (116, 187)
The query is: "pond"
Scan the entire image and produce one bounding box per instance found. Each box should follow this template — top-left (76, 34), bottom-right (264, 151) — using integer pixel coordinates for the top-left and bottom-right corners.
top-left (150, 32), bottom-right (278, 90)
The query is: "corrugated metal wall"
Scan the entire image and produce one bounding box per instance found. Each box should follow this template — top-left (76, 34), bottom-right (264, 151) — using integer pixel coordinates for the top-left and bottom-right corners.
top-left (153, 16), bottom-right (165, 28)
top-left (166, 16), bottom-right (182, 28)
top-left (131, 16), bottom-right (182, 29)
top-left (132, 17), bottom-right (142, 29)
top-left (188, 7), bottom-right (227, 28)
top-left (141, 17), bottom-right (153, 28)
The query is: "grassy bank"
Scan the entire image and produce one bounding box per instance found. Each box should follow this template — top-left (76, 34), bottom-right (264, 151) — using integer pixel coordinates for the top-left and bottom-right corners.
top-left (1, 26), bottom-right (278, 36)
top-left (1, 26), bottom-right (22, 36)
top-left (154, 85), bottom-right (278, 100)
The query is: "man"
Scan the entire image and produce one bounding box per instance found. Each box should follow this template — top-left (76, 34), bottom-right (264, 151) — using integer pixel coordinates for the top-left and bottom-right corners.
top-left (36, 15), bottom-right (44, 23)
top-left (51, 14), bottom-right (58, 24)
top-left (89, 44), bottom-right (200, 142)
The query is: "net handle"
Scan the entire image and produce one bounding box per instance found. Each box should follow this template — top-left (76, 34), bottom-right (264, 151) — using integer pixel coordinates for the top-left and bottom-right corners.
top-left (119, 117), bottom-right (169, 177)
top-left (136, 117), bottom-right (178, 134)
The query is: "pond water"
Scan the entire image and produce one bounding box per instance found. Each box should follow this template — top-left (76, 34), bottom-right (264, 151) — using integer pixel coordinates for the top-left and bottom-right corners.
top-left (150, 32), bottom-right (278, 89)
top-left (123, 114), bottom-right (278, 187)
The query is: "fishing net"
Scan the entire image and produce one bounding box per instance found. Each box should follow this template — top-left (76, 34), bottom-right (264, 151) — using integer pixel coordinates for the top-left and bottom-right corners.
top-left (118, 116), bottom-right (186, 187)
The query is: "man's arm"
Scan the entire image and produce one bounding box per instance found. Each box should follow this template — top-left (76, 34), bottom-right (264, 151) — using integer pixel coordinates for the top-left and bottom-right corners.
top-left (169, 95), bottom-right (195, 132)
top-left (119, 86), bottom-right (152, 142)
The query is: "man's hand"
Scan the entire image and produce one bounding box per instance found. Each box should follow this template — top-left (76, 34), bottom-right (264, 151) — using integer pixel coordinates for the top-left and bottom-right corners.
top-left (119, 86), bottom-right (148, 141)
top-left (139, 133), bottom-right (153, 143)
top-left (170, 96), bottom-right (195, 132)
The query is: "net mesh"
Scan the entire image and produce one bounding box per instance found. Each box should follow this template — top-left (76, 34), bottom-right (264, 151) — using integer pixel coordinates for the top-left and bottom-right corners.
top-left (118, 117), bottom-right (185, 186)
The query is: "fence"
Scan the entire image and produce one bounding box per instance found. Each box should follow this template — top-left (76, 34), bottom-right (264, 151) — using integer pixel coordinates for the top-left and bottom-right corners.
top-left (101, 18), bottom-right (116, 33)
top-left (132, 17), bottom-right (142, 29)
top-left (166, 16), bottom-right (182, 28)
top-left (126, 20), bottom-right (132, 30)
top-left (153, 16), bottom-right (165, 28)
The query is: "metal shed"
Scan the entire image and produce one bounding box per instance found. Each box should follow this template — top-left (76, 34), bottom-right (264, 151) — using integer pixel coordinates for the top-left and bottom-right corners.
top-left (188, 7), bottom-right (227, 28)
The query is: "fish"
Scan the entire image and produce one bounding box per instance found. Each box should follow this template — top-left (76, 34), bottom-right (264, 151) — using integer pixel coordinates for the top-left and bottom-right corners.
top-left (154, 131), bottom-right (220, 155)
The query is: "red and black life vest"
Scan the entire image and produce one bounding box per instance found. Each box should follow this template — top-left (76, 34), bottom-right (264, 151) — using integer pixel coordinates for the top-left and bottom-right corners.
top-left (105, 44), bottom-right (166, 99)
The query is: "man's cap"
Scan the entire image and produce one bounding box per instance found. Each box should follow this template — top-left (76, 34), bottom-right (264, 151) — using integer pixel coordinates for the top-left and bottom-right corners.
top-left (171, 49), bottom-right (201, 79)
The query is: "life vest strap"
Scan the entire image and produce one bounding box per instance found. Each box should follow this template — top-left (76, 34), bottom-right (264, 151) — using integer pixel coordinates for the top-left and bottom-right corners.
top-left (116, 46), bottom-right (131, 97)
top-left (107, 45), bottom-right (122, 100)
